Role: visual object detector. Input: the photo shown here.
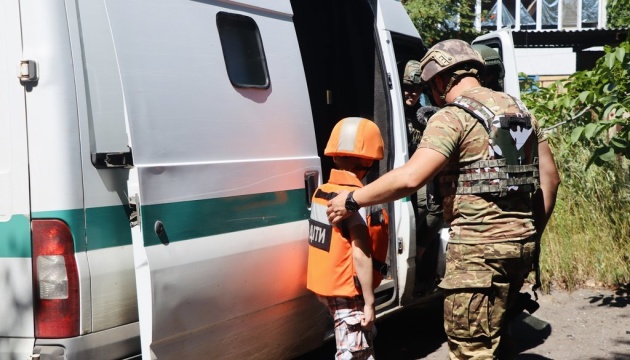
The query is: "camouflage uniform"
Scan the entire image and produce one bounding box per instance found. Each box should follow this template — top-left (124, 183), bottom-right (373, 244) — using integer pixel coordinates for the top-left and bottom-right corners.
top-left (402, 61), bottom-right (445, 260)
top-left (419, 86), bottom-right (544, 359)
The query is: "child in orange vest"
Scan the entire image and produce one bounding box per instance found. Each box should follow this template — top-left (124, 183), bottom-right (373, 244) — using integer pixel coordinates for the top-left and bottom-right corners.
top-left (307, 117), bottom-right (389, 360)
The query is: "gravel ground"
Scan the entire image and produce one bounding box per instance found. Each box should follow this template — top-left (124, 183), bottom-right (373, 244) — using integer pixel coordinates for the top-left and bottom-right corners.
top-left (297, 285), bottom-right (630, 359)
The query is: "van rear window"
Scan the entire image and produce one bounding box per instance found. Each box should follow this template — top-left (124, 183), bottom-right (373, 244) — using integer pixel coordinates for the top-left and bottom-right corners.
top-left (217, 12), bottom-right (270, 89)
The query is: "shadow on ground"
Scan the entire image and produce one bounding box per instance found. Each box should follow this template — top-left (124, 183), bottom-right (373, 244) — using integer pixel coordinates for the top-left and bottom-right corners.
top-left (511, 311), bottom-right (553, 359)
top-left (587, 283), bottom-right (630, 308)
top-left (372, 299), bottom-right (447, 359)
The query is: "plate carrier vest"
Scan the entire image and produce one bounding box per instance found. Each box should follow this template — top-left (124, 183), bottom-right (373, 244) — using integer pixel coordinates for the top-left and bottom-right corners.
top-left (439, 94), bottom-right (540, 197)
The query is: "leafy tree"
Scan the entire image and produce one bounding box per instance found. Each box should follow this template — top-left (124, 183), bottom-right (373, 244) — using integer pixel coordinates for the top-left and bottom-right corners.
top-left (521, 41), bottom-right (630, 168)
top-left (607, 0), bottom-right (630, 28)
top-left (402, 0), bottom-right (483, 47)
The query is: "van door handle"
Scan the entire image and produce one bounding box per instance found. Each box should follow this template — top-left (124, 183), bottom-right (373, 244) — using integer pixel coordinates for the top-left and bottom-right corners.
top-left (304, 171), bottom-right (319, 209)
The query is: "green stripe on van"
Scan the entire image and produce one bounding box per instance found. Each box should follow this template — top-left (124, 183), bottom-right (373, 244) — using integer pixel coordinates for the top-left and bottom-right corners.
top-left (0, 215), bottom-right (31, 258)
top-left (3, 189), bottom-right (308, 255)
top-left (85, 205), bottom-right (133, 250)
top-left (30, 206), bottom-right (134, 252)
top-left (30, 207), bottom-right (131, 252)
top-left (141, 189), bottom-right (310, 247)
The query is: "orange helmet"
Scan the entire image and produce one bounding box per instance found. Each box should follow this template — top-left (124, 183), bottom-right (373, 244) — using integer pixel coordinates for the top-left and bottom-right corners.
top-left (324, 117), bottom-right (384, 160)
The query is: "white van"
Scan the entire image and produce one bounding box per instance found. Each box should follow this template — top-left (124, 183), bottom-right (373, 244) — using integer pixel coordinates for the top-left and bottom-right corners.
top-left (0, 1), bottom-right (517, 359)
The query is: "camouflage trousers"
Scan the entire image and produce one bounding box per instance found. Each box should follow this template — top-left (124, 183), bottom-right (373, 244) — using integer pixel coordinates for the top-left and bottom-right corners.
top-left (438, 239), bottom-right (536, 360)
top-left (318, 296), bottom-right (376, 360)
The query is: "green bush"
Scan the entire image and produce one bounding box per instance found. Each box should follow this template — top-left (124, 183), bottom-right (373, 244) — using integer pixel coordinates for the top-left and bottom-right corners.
top-left (537, 135), bottom-right (630, 291)
top-left (521, 41), bottom-right (630, 291)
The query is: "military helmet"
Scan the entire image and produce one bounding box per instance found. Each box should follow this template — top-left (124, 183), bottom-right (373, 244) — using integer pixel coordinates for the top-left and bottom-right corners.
top-left (419, 39), bottom-right (484, 82)
top-left (324, 117), bottom-right (384, 160)
top-left (402, 60), bottom-right (422, 86)
top-left (472, 44), bottom-right (505, 79)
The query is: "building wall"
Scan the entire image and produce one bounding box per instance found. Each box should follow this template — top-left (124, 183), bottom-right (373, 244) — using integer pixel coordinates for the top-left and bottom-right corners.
top-left (515, 48), bottom-right (575, 76)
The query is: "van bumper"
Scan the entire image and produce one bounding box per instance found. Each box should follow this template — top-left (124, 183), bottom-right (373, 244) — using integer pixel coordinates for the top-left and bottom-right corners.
top-left (32, 322), bottom-right (139, 360)
top-left (0, 337), bottom-right (35, 360)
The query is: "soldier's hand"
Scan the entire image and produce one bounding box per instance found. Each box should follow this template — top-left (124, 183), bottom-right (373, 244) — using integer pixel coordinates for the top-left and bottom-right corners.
top-left (326, 190), bottom-right (350, 224)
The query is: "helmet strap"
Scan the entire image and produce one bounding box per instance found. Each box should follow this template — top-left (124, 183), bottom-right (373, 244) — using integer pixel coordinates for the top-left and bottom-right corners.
top-left (440, 68), bottom-right (480, 100)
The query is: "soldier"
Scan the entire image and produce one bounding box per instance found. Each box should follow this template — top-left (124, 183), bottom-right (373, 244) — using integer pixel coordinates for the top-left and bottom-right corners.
top-left (401, 60), bottom-right (444, 286)
top-left (326, 39), bottom-right (561, 359)
top-left (472, 44), bottom-right (506, 91)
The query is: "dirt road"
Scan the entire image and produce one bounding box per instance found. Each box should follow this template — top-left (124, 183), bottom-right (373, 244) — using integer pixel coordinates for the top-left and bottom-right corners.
top-left (297, 285), bottom-right (629, 359)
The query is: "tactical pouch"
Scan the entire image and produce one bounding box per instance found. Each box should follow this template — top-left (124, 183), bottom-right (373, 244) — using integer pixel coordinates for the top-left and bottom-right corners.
top-left (441, 271), bottom-right (494, 338)
top-left (438, 270), bottom-right (492, 290)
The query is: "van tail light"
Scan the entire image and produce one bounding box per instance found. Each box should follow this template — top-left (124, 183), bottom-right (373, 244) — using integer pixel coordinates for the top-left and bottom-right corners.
top-left (32, 219), bottom-right (80, 338)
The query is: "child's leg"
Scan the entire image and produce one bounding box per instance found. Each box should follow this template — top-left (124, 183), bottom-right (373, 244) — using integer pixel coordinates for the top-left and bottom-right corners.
top-left (318, 296), bottom-right (376, 360)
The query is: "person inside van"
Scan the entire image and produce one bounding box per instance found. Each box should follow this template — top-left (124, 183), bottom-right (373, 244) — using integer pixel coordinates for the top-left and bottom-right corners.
top-left (306, 117), bottom-right (388, 360)
top-left (401, 60), bottom-right (444, 291)
top-left (472, 44), bottom-right (506, 92)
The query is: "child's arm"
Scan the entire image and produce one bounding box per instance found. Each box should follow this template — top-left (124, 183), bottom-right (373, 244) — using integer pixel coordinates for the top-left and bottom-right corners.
top-left (349, 223), bottom-right (375, 329)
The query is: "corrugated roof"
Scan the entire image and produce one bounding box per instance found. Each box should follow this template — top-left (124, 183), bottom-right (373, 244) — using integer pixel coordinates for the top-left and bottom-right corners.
top-left (512, 28), bottom-right (629, 50)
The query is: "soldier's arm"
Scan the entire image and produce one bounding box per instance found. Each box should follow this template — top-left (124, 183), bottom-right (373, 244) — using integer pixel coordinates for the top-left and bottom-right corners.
top-left (327, 148), bottom-right (448, 224)
top-left (534, 140), bottom-right (561, 236)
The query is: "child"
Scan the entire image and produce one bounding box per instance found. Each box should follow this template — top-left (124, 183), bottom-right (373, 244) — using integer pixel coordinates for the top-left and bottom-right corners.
top-left (307, 117), bottom-right (389, 360)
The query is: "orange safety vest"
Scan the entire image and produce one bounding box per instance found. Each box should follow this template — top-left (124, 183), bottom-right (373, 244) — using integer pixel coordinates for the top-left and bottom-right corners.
top-left (306, 169), bottom-right (389, 297)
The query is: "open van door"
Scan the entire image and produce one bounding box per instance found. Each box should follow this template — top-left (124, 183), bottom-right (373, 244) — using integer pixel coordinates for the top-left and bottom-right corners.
top-left (374, 1), bottom-right (437, 305)
top-left (107, 1), bottom-right (325, 359)
top-left (290, 0), bottom-right (431, 310)
top-left (473, 28), bottom-right (521, 98)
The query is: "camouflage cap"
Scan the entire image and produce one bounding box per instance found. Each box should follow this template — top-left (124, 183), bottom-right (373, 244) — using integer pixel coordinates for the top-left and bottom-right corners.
top-left (419, 39), bottom-right (484, 82)
top-left (403, 60), bottom-right (422, 86)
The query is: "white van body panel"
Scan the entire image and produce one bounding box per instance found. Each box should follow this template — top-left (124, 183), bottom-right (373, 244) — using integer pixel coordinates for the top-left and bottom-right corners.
top-left (21, 0), bottom-right (85, 213)
top-left (105, 0), bottom-right (323, 358)
top-left (378, 0), bottom-right (423, 39)
top-left (21, 0), bottom-right (91, 336)
top-left (70, 0), bottom-right (140, 334)
top-left (0, 0), bottom-right (34, 353)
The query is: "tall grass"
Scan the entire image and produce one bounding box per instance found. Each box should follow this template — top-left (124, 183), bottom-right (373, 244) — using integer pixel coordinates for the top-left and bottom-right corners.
top-left (538, 132), bottom-right (630, 292)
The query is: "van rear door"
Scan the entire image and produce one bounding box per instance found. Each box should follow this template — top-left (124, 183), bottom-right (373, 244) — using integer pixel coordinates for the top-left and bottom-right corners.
top-left (0, 0), bottom-right (35, 357)
top-left (107, 1), bottom-right (325, 359)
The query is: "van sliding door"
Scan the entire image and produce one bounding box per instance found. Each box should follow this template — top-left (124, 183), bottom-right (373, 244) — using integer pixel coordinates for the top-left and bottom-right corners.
top-left (106, 1), bottom-right (324, 359)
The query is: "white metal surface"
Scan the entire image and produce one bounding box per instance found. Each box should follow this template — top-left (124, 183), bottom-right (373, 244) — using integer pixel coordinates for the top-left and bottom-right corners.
top-left (21, 0), bottom-right (85, 213)
top-left (107, 0), bottom-right (322, 358)
top-left (69, 0), bottom-right (142, 333)
top-left (0, 0), bottom-right (29, 229)
top-left (377, 0), bottom-right (422, 39)
top-left (375, 3), bottom-right (420, 304)
top-left (0, 0), bottom-right (35, 352)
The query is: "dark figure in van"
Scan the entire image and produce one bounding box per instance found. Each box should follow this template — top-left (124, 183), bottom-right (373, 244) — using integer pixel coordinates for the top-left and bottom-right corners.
top-left (401, 60), bottom-right (444, 290)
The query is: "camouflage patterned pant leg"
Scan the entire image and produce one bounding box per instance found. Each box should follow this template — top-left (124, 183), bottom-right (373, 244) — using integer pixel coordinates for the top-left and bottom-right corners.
top-left (318, 296), bottom-right (376, 360)
top-left (438, 241), bottom-right (536, 359)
